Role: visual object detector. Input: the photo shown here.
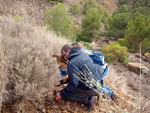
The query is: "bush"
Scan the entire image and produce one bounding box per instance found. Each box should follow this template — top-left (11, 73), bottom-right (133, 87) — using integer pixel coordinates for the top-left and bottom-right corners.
top-left (13, 15), bottom-right (21, 22)
top-left (83, 42), bottom-right (93, 49)
top-left (83, 0), bottom-right (97, 14)
top-left (106, 13), bottom-right (131, 39)
top-left (103, 43), bottom-right (128, 64)
top-left (44, 4), bottom-right (76, 38)
top-left (123, 57), bottom-right (131, 65)
top-left (97, 5), bottom-right (109, 23)
top-left (117, 38), bottom-right (129, 47)
top-left (118, 0), bottom-right (129, 6)
top-left (81, 8), bottom-right (101, 41)
top-left (0, 17), bottom-right (69, 112)
top-left (75, 32), bottom-right (91, 42)
top-left (48, 0), bottom-right (64, 4)
top-left (141, 38), bottom-right (150, 53)
top-left (125, 14), bottom-right (150, 50)
top-left (69, 1), bottom-right (81, 15)
top-left (80, 0), bottom-right (83, 5)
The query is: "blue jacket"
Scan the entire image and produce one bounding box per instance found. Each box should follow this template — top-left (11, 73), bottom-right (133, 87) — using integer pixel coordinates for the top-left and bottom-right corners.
top-left (60, 47), bottom-right (107, 99)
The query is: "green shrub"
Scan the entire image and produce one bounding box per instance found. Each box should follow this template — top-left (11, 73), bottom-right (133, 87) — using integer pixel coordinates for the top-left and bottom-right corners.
top-left (123, 57), bottom-right (131, 65)
top-left (13, 15), bottom-right (21, 22)
top-left (125, 14), bottom-right (150, 50)
top-left (128, 48), bottom-right (137, 53)
top-left (141, 38), bottom-right (150, 53)
top-left (83, 42), bottom-right (93, 49)
top-left (103, 43), bottom-right (128, 64)
top-left (75, 33), bottom-right (91, 42)
top-left (103, 53), bottom-right (116, 64)
top-left (80, 0), bottom-right (83, 5)
top-left (69, 1), bottom-right (81, 15)
top-left (44, 4), bottom-right (76, 38)
top-left (83, 0), bottom-right (97, 14)
top-left (97, 5), bottom-right (109, 23)
top-left (117, 38), bottom-right (129, 47)
top-left (48, 0), bottom-right (64, 4)
top-left (81, 8), bottom-right (101, 41)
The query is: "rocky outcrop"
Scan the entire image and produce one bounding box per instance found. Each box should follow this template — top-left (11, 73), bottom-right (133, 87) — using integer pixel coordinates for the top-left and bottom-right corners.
top-left (127, 62), bottom-right (150, 75)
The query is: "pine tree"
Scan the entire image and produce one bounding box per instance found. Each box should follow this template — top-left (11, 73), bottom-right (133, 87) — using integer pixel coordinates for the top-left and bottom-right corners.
top-left (81, 8), bottom-right (101, 41)
top-left (106, 5), bottom-right (131, 39)
top-left (97, 5), bottom-right (109, 23)
top-left (83, 0), bottom-right (97, 14)
top-left (125, 14), bottom-right (150, 51)
top-left (44, 4), bottom-right (76, 38)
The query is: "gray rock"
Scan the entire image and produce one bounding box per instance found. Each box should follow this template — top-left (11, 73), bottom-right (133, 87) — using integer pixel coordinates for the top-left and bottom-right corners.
top-left (127, 62), bottom-right (149, 75)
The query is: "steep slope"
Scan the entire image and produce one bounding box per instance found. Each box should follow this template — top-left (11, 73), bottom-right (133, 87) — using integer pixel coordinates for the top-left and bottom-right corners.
top-left (0, 0), bottom-right (118, 26)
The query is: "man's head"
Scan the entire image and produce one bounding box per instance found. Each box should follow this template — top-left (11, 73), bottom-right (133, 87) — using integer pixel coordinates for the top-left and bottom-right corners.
top-left (61, 44), bottom-right (73, 60)
top-left (72, 42), bottom-right (81, 50)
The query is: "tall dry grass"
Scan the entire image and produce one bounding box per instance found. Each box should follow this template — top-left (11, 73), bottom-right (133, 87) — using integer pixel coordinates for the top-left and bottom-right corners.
top-left (0, 16), bottom-right (70, 112)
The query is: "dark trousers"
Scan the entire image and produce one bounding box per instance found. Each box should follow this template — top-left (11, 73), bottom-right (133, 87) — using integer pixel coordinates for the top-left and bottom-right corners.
top-left (64, 88), bottom-right (97, 104)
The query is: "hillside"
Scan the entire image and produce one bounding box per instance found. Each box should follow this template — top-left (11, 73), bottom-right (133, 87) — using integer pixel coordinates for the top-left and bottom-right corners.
top-left (0, 0), bottom-right (150, 113)
top-left (0, 0), bottom-right (118, 26)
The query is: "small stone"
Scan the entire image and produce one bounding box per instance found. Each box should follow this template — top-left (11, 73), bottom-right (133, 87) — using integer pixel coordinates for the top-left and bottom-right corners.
top-left (62, 110), bottom-right (68, 113)
top-left (75, 108), bottom-right (78, 112)
top-left (81, 104), bottom-right (84, 107)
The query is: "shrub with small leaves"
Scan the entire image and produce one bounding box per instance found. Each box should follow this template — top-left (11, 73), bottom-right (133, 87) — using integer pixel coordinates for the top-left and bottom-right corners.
top-left (48, 0), bottom-right (64, 4)
top-left (0, 17), bottom-right (69, 112)
top-left (44, 4), bottom-right (77, 38)
top-left (80, 0), bottom-right (83, 5)
top-left (13, 15), bottom-right (21, 22)
top-left (123, 57), bottom-right (131, 65)
top-left (83, 42), bottom-right (93, 49)
top-left (83, 0), bottom-right (97, 14)
top-left (69, 1), bottom-right (81, 15)
top-left (103, 43), bottom-right (128, 64)
top-left (141, 38), bottom-right (150, 53)
top-left (117, 38), bottom-right (129, 47)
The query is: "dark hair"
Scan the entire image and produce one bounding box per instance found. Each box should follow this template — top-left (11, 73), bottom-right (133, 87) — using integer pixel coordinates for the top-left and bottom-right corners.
top-left (61, 44), bottom-right (73, 53)
top-left (72, 42), bottom-right (81, 50)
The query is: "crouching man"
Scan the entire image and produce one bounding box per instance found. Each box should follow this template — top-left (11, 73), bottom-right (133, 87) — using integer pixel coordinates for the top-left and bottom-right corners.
top-left (55, 44), bottom-right (116, 111)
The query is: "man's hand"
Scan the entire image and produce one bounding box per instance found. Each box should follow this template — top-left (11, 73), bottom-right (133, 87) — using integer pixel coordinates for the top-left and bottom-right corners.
top-left (55, 92), bottom-right (62, 101)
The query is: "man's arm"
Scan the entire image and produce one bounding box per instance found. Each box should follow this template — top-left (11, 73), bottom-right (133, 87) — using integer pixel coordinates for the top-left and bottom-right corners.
top-left (60, 63), bottom-right (79, 99)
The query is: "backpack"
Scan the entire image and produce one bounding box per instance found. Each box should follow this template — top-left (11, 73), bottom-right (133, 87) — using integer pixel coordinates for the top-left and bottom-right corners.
top-left (81, 49), bottom-right (105, 66)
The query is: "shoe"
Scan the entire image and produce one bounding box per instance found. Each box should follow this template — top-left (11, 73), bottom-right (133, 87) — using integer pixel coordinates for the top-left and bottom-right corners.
top-left (87, 96), bottom-right (95, 111)
top-left (110, 91), bottom-right (116, 101)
